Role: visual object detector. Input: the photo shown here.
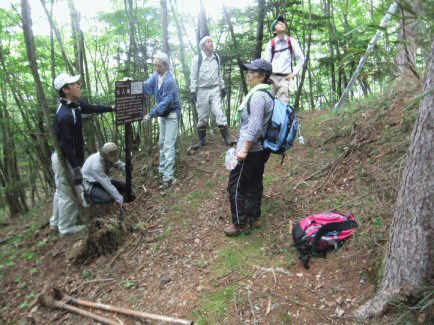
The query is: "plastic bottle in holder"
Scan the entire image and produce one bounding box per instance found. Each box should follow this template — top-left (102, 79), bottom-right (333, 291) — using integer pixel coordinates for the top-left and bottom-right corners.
top-left (224, 148), bottom-right (238, 170)
top-left (298, 124), bottom-right (305, 145)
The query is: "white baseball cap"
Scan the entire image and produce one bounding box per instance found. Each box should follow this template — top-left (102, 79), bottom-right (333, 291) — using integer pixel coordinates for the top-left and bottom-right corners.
top-left (54, 73), bottom-right (81, 91)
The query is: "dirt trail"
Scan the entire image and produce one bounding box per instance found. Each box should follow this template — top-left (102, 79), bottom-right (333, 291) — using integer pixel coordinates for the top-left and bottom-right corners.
top-left (1, 83), bottom-right (424, 324)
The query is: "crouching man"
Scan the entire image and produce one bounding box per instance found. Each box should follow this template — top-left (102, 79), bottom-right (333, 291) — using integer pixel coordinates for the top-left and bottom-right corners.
top-left (82, 143), bottom-right (128, 207)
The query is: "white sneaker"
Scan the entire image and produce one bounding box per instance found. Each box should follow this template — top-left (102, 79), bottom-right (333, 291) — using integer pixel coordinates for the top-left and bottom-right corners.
top-left (60, 225), bottom-right (86, 237)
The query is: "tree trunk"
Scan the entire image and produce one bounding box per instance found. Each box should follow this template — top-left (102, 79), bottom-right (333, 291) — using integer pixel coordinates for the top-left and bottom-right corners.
top-left (334, 1), bottom-right (399, 111)
top-left (355, 40), bottom-right (434, 319)
top-left (294, 0), bottom-right (312, 111)
top-left (0, 77), bottom-right (29, 216)
top-left (39, 0), bottom-right (75, 74)
top-left (21, 0), bottom-right (84, 215)
top-left (254, 0), bottom-right (266, 59)
top-left (170, 0), bottom-right (198, 128)
top-left (160, 0), bottom-right (170, 56)
top-left (323, 0), bottom-right (336, 101)
top-left (197, 0), bottom-right (209, 40)
top-left (223, 6), bottom-right (248, 95)
top-left (395, 1), bottom-right (420, 78)
top-left (124, 0), bottom-right (138, 76)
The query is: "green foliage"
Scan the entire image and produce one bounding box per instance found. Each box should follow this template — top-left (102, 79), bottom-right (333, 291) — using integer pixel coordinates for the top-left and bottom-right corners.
top-left (193, 285), bottom-right (235, 324)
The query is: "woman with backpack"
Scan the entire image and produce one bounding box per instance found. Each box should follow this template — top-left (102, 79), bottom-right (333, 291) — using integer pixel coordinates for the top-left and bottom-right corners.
top-left (224, 59), bottom-right (274, 237)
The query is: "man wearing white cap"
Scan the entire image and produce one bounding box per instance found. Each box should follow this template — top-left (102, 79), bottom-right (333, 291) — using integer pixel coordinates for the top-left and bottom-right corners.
top-left (50, 73), bottom-right (114, 236)
top-left (264, 16), bottom-right (305, 103)
top-left (142, 52), bottom-right (181, 192)
top-left (189, 36), bottom-right (234, 150)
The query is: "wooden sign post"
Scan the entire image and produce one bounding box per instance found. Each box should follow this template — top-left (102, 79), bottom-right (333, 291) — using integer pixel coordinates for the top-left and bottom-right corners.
top-left (115, 80), bottom-right (144, 201)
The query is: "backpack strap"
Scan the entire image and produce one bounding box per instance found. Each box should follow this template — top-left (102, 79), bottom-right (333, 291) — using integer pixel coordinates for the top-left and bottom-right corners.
top-left (313, 220), bottom-right (358, 251)
top-left (271, 38), bottom-right (276, 61)
top-left (196, 51), bottom-right (203, 87)
top-left (271, 36), bottom-right (293, 62)
top-left (287, 37), bottom-right (293, 55)
top-left (247, 89), bottom-right (273, 114)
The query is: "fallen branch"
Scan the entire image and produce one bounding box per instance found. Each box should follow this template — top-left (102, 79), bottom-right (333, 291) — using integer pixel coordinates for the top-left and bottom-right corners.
top-left (247, 288), bottom-right (258, 325)
top-left (255, 265), bottom-right (293, 277)
top-left (70, 278), bottom-right (116, 294)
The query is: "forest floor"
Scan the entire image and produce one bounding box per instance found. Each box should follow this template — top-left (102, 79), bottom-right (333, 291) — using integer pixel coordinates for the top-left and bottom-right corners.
top-left (1, 75), bottom-right (431, 325)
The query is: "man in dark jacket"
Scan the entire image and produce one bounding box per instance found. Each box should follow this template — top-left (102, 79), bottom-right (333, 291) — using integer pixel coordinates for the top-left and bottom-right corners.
top-left (50, 73), bottom-right (114, 236)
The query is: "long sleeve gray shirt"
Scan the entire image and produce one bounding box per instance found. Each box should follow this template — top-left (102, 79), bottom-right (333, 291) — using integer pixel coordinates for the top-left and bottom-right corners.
top-left (82, 152), bottom-right (126, 204)
top-left (190, 51), bottom-right (225, 92)
top-left (236, 91), bottom-right (274, 153)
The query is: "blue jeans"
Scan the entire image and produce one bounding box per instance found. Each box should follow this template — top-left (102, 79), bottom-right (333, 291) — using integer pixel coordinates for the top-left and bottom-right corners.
top-left (158, 115), bottom-right (179, 182)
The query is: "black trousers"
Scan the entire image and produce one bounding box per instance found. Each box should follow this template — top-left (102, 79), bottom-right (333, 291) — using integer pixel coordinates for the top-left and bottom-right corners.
top-left (89, 179), bottom-right (127, 204)
top-left (227, 149), bottom-right (271, 227)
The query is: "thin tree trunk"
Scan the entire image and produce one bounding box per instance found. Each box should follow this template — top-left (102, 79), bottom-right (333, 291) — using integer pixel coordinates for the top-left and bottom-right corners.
top-left (198, 0), bottom-right (209, 40)
top-left (20, 0), bottom-right (84, 216)
top-left (160, 0), bottom-right (170, 56)
top-left (39, 0), bottom-right (74, 74)
top-left (355, 40), bottom-right (434, 319)
top-left (223, 6), bottom-right (248, 95)
top-left (334, 1), bottom-right (399, 111)
top-left (395, 1), bottom-right (420, 78)
top-left (170, 0), bottom-right (198, 127)
top-left (294, 0), bottom-right (312, 111)
top-left (254, 0), bottom-right (266, 59)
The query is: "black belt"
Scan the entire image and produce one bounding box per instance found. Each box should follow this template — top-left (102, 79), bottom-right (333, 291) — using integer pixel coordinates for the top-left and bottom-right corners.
top-left (198, 85), bottom-right (219, 89)
top-left (273, 73), bottom-right (289, 77)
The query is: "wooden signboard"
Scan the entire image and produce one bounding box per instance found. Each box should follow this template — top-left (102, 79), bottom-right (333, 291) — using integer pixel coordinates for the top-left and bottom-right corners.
top-left (115, 80), bottom-right (144, 125)
top-left (115, 80), bottom-right (144, 202)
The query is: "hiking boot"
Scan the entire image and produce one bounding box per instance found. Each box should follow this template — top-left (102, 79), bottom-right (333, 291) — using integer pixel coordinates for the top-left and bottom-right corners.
top-left (249, 219), bottom-right (261, 229)
top-left (219, 126), bottom-right (236, 146)
top-left (59, 225), bottom-right (86, 237)
top-left (190, 129), bottom-right (206, 151)
top-left (224, 223), bottom-right (251, 237)
top-left (159, 178), bottom-right (177, 191)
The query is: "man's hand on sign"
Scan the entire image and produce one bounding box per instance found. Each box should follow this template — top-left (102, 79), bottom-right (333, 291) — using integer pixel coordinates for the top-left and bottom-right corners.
top-left (143, 113), bottom-right (151, 122)
top-left (112, 105), bottom-right (116, 111)
top-left (122, 77), bottom-right (132, 81)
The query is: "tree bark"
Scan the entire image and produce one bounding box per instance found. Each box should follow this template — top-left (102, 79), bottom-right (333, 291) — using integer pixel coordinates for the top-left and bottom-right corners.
top-left (39, 0), bottom-right (75, 75)
top-left (21, 0), bottom-right (84, 215)
top-left (197, 0), bottom-right (209, 41)
top-left (254, 0), bottom-right (266, 59)
top-left (223, 6), bottom-right (248, 95)
top-left (160, 0), bottom-right (170, 56)
top-left (395, 1), bottom-right (420, 78)
top-left (355, 40), bottom-right (434, 319)
top-left (294, 0), bottom-right (312, 111)
top-left (170, 0), bottom-right (198, 128)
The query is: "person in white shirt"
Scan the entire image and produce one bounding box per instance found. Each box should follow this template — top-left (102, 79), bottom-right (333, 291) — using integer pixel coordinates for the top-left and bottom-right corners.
top-left (263, 16), bottom-right (306, 103)
top-left (189, 36), bottom-right (234, 150)
top-left (82, 142), bottom-right (127, 207)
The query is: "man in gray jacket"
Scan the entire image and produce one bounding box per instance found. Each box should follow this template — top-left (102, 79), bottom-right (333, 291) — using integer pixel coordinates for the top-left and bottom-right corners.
top-left (189, 35), bottom-right (234, 150)
top-left (82, 143), bottom-right (127, 207)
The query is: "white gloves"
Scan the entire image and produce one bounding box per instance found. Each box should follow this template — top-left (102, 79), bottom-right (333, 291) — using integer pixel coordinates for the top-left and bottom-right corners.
top-left (143, 113), bottom-right (151, 122)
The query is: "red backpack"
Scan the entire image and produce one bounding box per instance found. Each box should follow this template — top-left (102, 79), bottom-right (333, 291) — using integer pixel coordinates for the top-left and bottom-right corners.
top-left (292, 212), bottom-right (358, 269)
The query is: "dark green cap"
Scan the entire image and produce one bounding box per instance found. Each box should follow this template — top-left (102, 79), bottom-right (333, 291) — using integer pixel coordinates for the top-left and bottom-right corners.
top-left (271, 16), bottom-right (285, 33)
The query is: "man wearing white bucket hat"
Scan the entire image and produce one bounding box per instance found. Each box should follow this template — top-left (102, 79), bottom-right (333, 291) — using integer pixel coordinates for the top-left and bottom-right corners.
top-left (50, 73), bottom-right (115, 236)
top-left (189, 35), bottom-right (234, 150)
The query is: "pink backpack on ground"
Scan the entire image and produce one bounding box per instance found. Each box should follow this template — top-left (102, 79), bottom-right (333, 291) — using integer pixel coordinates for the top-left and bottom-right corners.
top-left (292, 211), bottom-right (358, 269)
